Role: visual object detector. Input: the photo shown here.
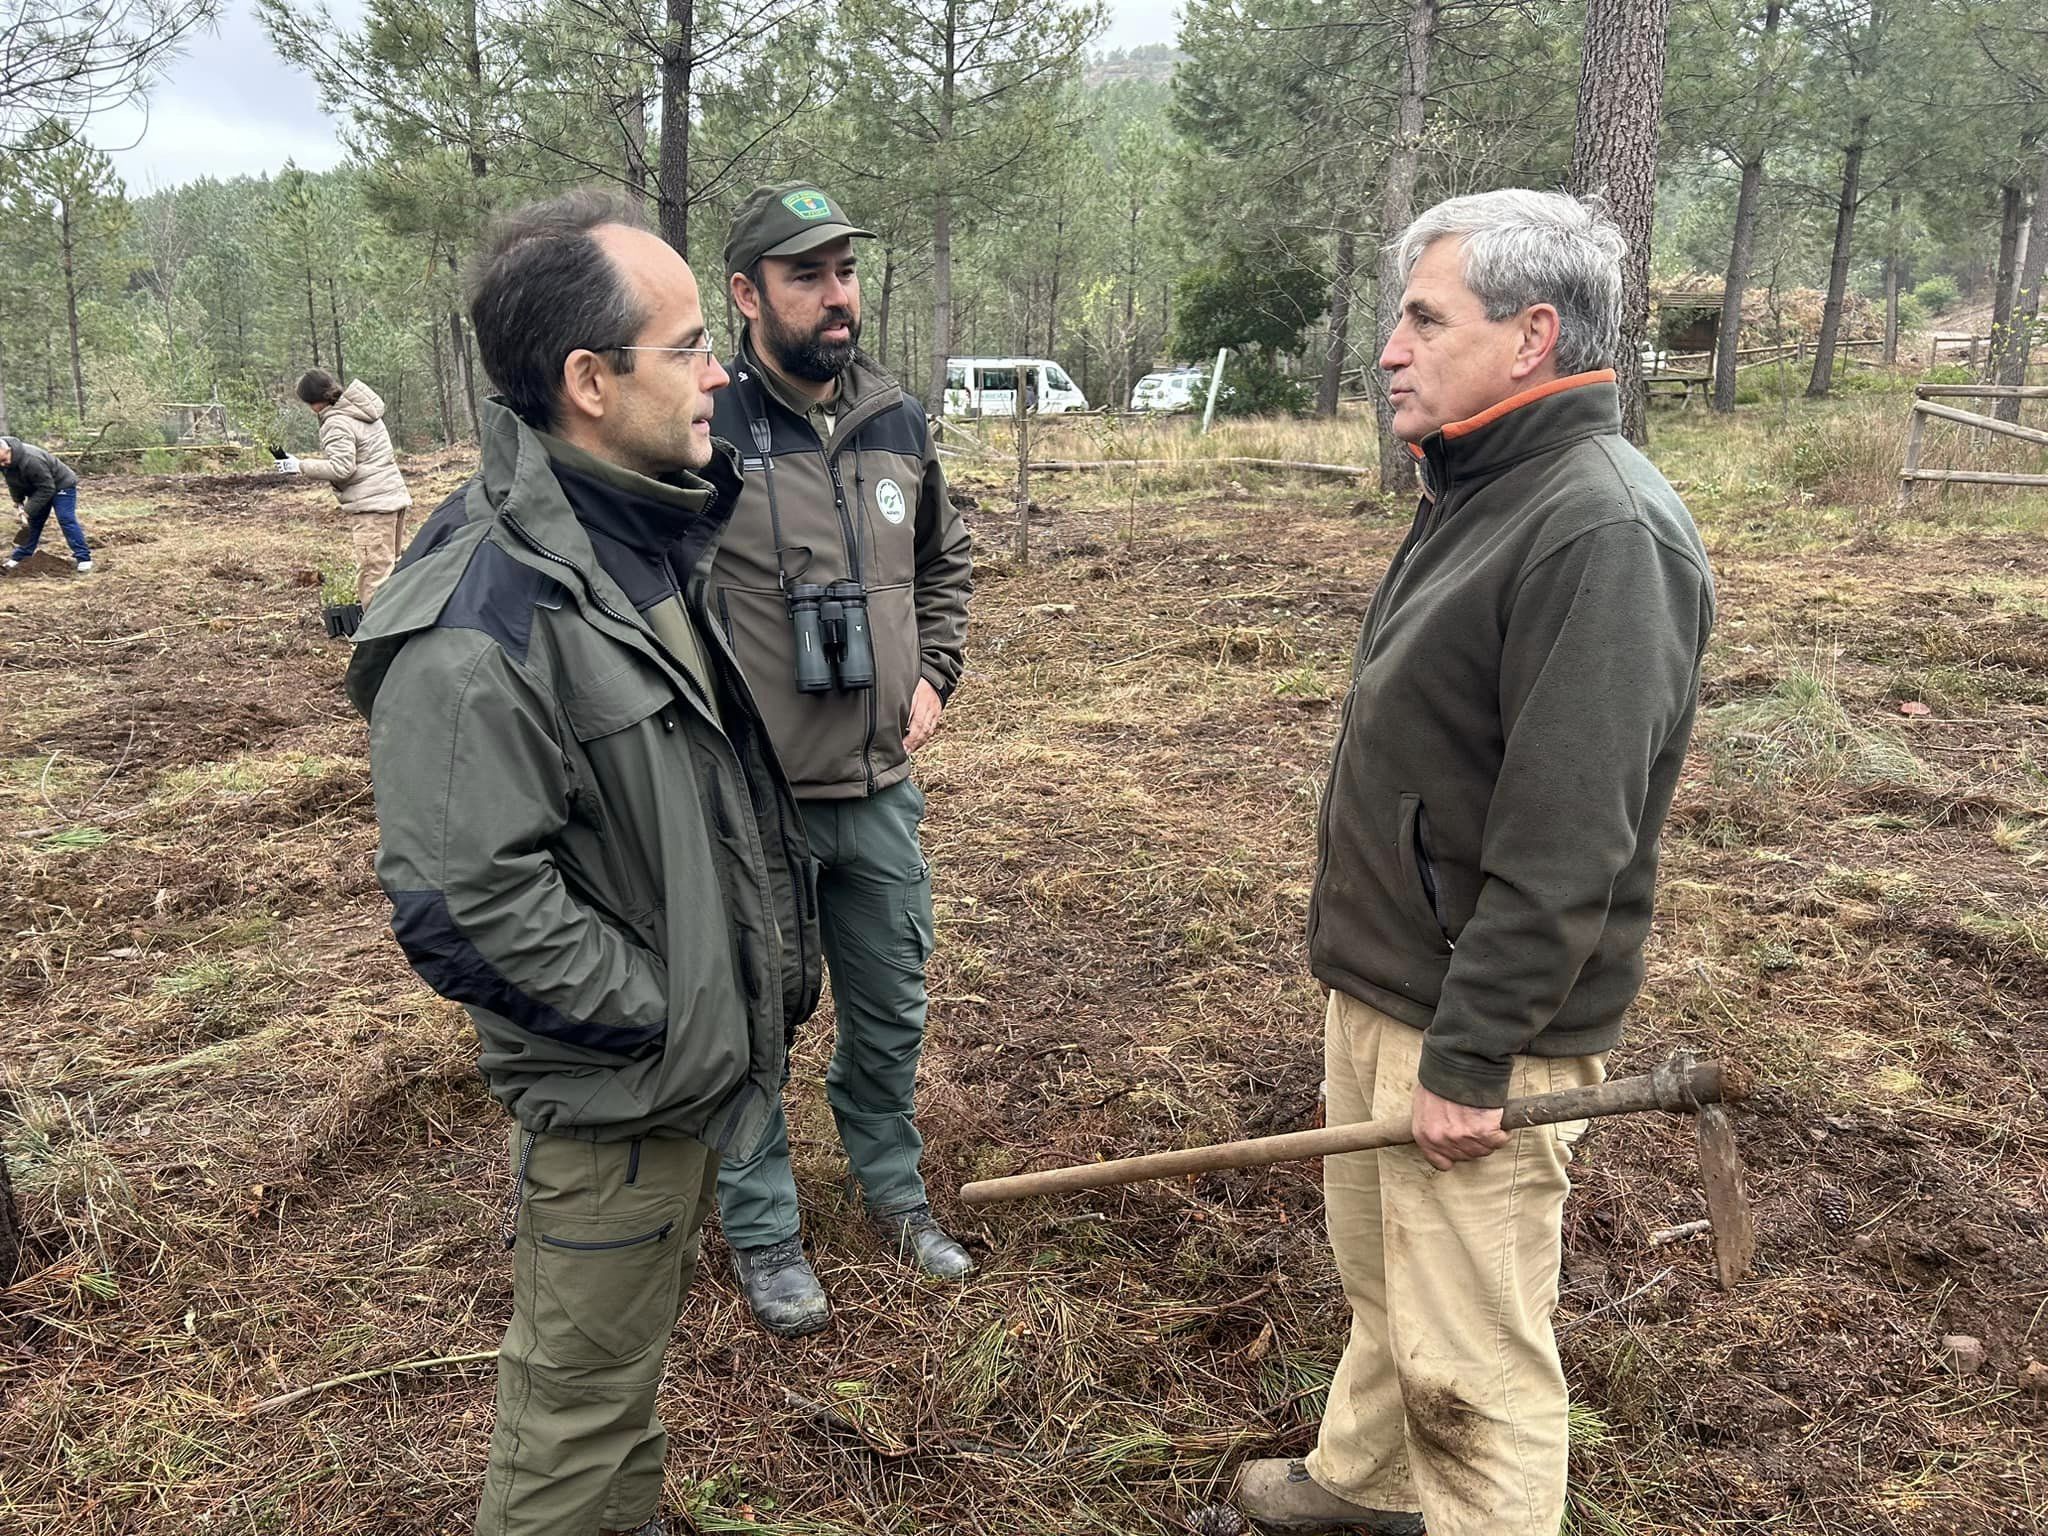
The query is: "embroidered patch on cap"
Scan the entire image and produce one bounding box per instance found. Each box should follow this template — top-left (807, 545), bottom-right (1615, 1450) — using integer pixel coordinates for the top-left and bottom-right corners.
top-left (782, 190), bottom-right (831, 220)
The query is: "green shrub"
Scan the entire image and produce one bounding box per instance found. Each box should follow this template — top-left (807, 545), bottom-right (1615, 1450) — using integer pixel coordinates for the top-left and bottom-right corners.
top-left (139, 446), bottom-right (180, 474)
top-left (1893, 294), bottom-right (1926, 335)
top-left (1912, 275), bottom-right (1959, 315)
top-left (1216, 359), bottom-right (1313, 417)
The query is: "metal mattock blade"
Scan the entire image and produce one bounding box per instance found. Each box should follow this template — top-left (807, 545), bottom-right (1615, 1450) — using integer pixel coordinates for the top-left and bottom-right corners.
top-left (1695, 1103), bottom-right (1757, 1290)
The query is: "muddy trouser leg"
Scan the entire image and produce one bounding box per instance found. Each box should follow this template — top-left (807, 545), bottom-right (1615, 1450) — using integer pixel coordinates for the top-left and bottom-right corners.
top-left (815, 778), bottom-right (935, 1217)
top-left (1311, 991), bottom-right (1605, 1536)
top-left (476, 1129), bottom-right (719, 1536)
top-left (1305, 990), bottom-right (1420, 1514)
top-left (352, 510), bottom-right (405, 607)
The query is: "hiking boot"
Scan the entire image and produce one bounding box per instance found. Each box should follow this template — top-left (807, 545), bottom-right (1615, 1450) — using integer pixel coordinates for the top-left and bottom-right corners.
top-left (731, 1236), bottom-right (831, 1336)
top-left (75, 559), bottom-right (93, 573)
top-left (1231, 1459), bottom-right (1424, 1535)
top-left (870, 1203), bottom-right (974, 1279)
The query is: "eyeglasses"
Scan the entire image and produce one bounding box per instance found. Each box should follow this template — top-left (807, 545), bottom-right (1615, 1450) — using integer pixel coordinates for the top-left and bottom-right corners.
top-left (602, 343), bottom-right (720, 365)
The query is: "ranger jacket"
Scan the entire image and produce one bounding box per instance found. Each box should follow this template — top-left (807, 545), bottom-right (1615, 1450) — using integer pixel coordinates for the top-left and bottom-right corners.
top-left (707, 336), bottom-right (972, 798)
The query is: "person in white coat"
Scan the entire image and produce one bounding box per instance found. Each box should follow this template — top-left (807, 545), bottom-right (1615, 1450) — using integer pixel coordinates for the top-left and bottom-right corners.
top-left (282, 370), bottom-right (414, 626)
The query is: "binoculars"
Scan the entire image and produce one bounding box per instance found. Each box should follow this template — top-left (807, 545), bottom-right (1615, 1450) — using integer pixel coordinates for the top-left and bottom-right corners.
top-left (788, 580), bottom-right (875, 693)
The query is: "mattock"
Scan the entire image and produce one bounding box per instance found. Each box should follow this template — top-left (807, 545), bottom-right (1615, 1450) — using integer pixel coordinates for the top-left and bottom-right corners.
top-left (961, 1048), bottom-right (1758, 1289)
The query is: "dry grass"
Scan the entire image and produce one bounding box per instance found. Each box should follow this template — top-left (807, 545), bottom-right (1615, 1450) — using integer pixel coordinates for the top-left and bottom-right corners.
top-left (3, 399), bottom-right (2046, 1534)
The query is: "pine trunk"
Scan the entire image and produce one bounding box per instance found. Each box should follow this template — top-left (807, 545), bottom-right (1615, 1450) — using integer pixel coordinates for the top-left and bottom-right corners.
top-left (428, 317), bottom-right (453, 447)
top-left (1713, 2), bottom-right (1782, 413)
top-left (1991, 173), bottom-right (2025, 355)
top-left (1374, 0), bottom-right (1438, 492)
top-left (1319, 227), bottom-right (1357, 418)
top-left (1567, 0), bottom-right (1674, 444)
top-left (1806, 114), bottom-right (1869, 399)
top-left (1993, 147), bottom-right (2048, 423)
top-left (927, 28), bottom-right (958, 412)
top-left (60, 198), bottom-right (88, 417)
top-left (657, 0), bottom-right (693, 252)
top-left (1882, 190), bottom-right (1901, 366)
top-left (329, 277), bottom-right (346, 380)
top-left (1712, 154), bottom-right (1763, 413)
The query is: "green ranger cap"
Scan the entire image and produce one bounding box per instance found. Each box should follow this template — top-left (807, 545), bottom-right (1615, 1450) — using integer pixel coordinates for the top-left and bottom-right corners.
top-left (724, 182), bottom-right (875, 276)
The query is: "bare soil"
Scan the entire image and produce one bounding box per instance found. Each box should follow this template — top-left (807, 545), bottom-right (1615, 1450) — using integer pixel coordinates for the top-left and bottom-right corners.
top-left (2, 432), bottom-right (2043, 1534)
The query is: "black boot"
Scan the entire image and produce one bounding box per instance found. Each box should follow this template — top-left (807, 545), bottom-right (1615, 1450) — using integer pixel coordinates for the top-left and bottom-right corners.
top-left (731, 1236), bottom-right (831, 1336)
top-left (870, 1203), bottom-right (975, 1279)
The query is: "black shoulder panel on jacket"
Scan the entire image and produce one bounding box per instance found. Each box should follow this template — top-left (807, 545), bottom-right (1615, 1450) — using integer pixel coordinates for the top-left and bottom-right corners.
top-left (439, 538), bottom-right (564, 666)
top-left (397, 482), bottom-right (474, 573)
top-left (388, 889), bottom-right (664, 1056)
top-left (852, 400), bottom-right (926, 459)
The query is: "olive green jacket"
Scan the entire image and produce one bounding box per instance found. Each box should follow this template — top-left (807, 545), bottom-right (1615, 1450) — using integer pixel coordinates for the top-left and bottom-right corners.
top-left (346, 399), bottom-right (821, 1153)
top-left (1309, 376), bottom-right (1714, 1108)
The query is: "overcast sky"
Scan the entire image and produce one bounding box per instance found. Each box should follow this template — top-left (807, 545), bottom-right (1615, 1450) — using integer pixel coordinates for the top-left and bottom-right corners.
top-left (98, 0), bottom-right (1184, 192)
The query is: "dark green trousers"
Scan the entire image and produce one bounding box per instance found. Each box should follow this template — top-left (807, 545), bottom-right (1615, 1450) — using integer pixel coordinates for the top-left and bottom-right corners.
top-left (477, 1129), bottom-right (719, 1536)
top-left (715, 776), bottom-right (937, 1247)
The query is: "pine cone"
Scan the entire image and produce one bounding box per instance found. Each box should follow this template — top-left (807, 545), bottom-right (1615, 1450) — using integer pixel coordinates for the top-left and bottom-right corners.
top-left (1816, 1185), bottom-right (1852, 1231)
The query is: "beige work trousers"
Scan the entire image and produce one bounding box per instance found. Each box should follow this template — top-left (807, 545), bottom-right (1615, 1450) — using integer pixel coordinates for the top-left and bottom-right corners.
top-left (1305, 991), bottom-right (1604, 1536)
top-left (350, 509), bottom-right (407, 607)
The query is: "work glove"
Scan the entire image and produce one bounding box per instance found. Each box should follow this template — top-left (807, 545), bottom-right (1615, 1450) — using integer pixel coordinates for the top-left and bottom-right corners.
top-left (276, 455), bottom-right (301, 475)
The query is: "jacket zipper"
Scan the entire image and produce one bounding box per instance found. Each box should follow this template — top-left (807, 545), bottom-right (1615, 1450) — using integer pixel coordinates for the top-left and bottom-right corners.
top-left (539, 1220), bottom-right (674, 1252)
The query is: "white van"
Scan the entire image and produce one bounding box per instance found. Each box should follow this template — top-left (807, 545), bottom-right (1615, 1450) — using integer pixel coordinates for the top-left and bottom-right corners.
top-left (943, 357), bottom-right (1089, 416)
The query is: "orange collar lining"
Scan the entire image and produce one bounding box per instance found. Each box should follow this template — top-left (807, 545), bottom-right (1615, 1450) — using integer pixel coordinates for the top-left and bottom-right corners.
top-left (1438, 369), bottom-right (1616, 442)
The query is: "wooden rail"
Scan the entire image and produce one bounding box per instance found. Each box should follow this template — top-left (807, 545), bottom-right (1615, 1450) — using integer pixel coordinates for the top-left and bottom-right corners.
top-left (1899, 384), bottom-right (2048, 506)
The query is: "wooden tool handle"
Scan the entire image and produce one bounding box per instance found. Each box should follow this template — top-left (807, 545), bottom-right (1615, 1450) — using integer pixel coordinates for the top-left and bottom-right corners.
top-left (959, 1051), bottom-right (1735, 1207)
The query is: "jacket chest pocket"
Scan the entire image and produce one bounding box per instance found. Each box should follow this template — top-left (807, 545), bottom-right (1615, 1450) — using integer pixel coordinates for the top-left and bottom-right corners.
top-left (561, 663), bottom-right (689, 928)
top-left (855, 450), bottom-right (922, 586)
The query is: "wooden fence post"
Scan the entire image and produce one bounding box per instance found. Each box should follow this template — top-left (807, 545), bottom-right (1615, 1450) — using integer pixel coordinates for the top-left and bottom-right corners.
top-left (1898, 402), bottom-right (1926, 508)
top-left (1014, 372), bottom-right (1030, 567)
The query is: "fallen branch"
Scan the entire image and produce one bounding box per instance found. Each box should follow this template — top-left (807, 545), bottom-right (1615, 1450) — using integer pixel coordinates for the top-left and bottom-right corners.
top-left (78, 613), bottom-right (300, 647)
top-left (245, 1350), bottom-right (497, 1415)
top-left (1557, 1266), bottom-right (1677, 1333)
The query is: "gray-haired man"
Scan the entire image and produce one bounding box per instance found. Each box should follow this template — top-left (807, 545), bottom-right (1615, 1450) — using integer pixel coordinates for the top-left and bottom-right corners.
top-left (1234, 191), bottom-right (1715, 1535)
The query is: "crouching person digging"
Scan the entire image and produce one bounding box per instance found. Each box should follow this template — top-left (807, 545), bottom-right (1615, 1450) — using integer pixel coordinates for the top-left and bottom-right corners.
top-left (1234, 191), bottom-right (1714, 1535)
top-left (347, 190), bottom-right (819, 1536)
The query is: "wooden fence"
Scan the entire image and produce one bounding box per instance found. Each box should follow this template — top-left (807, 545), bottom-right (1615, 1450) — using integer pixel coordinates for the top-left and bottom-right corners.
top-left (1898, 383), bottom-right (2048, 506)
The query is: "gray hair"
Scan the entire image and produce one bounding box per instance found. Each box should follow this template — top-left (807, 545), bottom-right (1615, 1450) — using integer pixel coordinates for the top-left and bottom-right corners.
top-left (1395, 190), bottom-right (1627, 375)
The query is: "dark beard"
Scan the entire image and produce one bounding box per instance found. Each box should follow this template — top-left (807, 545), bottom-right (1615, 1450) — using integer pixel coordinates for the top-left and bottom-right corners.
top-left (761, 302), bottom-right (860, 383)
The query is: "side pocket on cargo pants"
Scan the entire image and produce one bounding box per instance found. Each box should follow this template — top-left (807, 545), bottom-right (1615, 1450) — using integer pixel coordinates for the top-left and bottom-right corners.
top-left (513, 1135), bottom-right (690, 1370)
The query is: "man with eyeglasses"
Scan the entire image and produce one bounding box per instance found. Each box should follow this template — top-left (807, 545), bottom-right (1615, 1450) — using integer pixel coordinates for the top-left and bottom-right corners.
top-left (345, 189), bottom-right (820, 1536)
top-left (704, 183), bottom-right (974, 1335)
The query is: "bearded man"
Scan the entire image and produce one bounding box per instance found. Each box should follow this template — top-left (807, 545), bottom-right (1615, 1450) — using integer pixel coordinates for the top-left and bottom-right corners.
top-left (705, 182), bottom-right (976, 1335)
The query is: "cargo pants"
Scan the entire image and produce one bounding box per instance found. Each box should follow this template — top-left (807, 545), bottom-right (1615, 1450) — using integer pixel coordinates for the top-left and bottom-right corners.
top-left (1305, 991), bottom-right (1605, 1536)
top-left (477, 1129), bottom-right (719, 1536)
top-left (716, 776), bottom-right (936, 1245)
